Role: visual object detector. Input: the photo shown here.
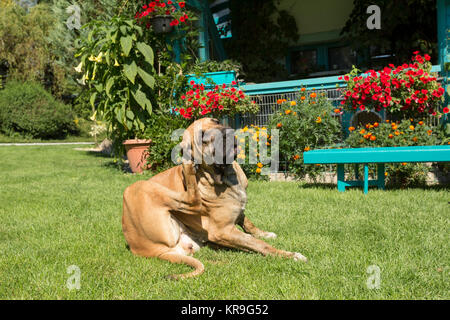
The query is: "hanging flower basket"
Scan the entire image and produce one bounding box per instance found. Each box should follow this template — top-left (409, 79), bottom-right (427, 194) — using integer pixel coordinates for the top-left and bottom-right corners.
top-left (150, 15), bottom-right (174, 34)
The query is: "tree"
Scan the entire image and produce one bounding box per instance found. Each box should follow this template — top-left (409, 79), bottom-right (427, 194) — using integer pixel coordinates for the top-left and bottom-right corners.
top-left (341, 0), bottom-right (437, 67)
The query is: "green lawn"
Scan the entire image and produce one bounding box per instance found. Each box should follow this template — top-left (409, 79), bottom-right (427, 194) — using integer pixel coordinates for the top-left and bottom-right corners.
top-left (0, 145), bottom-right (448, 300)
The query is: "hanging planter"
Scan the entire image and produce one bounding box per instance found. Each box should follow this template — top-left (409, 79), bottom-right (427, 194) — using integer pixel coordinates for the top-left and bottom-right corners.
top-left (150, 15), bottom-right (174, 34)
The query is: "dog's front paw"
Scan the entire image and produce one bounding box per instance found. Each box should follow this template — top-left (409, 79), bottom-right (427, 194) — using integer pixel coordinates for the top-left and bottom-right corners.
top-left (261, 232), bottom-right (277, 239)
top-left (293, 252), bottom-right (308, 263)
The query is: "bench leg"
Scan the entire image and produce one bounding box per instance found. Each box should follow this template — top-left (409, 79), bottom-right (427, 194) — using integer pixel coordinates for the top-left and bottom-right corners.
top-left (377, 163), bottom-right (385, 190)
top-left (364, 164), bottom-right (369, 195)
top-left (337, 164), bottom-right (346, 192)
top-left (354, 164), bottom-right (359, 180)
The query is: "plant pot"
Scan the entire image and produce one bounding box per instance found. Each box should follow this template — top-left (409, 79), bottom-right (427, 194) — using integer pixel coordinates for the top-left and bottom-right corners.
top-left (151, 15), bottom-right (174, 34)
top-left (123, 139), bottom-right (152, 173)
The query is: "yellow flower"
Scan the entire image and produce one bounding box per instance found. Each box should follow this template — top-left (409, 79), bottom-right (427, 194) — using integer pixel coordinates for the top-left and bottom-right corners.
top-left (285, 110), bottom-right (292, 115)
top-left (290, 101), bottom-right (297, 106)
top-left (315, 116), bottom-right (322, 124)
top-left (114, 59), bottom-right (120, 67)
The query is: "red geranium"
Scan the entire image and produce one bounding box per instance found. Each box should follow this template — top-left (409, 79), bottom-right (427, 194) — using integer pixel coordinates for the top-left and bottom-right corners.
top-left (175, 81), bottom-right (259, 120)
top-left (340, 52), bottom-right (445, 117)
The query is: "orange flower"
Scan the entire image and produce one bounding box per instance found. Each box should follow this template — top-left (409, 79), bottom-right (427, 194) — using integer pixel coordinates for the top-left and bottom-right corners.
top-left (394, 131), bottom-right (400, 136)
top-left (310, 92), bottom-right (317, 99)
top-left (385, 172), bottom-right (389, 177)
top-left (392, 124), bottom-right (398, 130)
top-left (300, 96), bottom-right (306, 101)
top-left (257, 162), bottom-right (264, 168)
top-left (334, 108), bottom-right (341, 114)
top-left (418, 121), bottom-right (424, 126)
top-left (409, 125), bottom-right (415, 131)
top-left (301, 88), bottom-right (306, 92)
top-left (401, 163), bottom-right (407, 166)
top-left (363, 135), bottom-right (369, 139)
top-left (277, 99), bottom-right (283, 105)
top-left (315, 116), bottom-right (322, 124)
top-left (388, 134), bottom-right (394, 139)
top-left (370, 135), bottom-right (377, 141)
top-left (277, 123), bottom-right (282, 128)
top-left (304, 146), bottom-right (310, 152)
top-left (256, 168), bottom-right (262, 174)
top-left (386, 120), bottom-right (390, 123)
top-left (427, 130), bottom-right (432, 136)
top-left (293, 154), bottom-right (300, 160)
top-left (412, 137), bottom-right (418, 142)
top-left (373, 122), bottom-right (379, 128)
top-left (360, 129), bottom-right (366, 135)
top-left (285, 110), bottom-right (292, 115)
top-left (349, 126), bottom-right (356, 132)
top-left (290, 101), bottom-right (297, 106)
top-left (293, 112), bottom-right (297, 116)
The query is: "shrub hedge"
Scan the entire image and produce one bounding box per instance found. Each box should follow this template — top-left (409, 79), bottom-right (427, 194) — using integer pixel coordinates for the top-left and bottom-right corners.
top-left (0, 81), bottom-right (78, 139)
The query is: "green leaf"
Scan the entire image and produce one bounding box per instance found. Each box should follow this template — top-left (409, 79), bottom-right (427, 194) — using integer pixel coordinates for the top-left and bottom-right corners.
top-left (137, 67), bottom-right (155, 89)
top-left (131, 89), bottom-right (152, 113)
top-left (90, 92), bottom-right (97, 109)
top-left (105, 77), bottom-right (115, 97)
top-left (136, 42), bottom-right (154, 65)
top-left (120, 36), bottom-right (133, 57)
top-left (126, 110), bottom-right (135, 120)
top-left (123, 61), bottom-right (138, 84)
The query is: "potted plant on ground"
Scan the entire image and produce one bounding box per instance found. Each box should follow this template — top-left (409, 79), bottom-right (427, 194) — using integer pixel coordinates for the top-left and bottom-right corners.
top-left (76, 16), bottom-right (157, 173)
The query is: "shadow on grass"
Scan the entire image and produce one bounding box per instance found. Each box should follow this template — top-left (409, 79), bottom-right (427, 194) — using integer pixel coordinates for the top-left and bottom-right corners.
top-left (298, 182), bottom-right (449, 192)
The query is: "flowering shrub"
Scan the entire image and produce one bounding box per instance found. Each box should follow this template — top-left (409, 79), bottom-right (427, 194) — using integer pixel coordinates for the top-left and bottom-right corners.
top-left (175, 81), bottom-right (259, 120)
top-left (345, 119), bottom-right (439, 187)
top-left (269, 89), bottom-right (342, 179)
top-left (135, 1), bottom-right (190, 29)
top-left (235, 125), bottom-right (272, 180)
top-left (340, 53), bottom-right (446, 118)
top-left (345, 119), bottom-right (438, 148)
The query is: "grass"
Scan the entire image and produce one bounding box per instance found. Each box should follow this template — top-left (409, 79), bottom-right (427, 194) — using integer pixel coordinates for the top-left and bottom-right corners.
top-left (0, 145), bottom-right (448, 300)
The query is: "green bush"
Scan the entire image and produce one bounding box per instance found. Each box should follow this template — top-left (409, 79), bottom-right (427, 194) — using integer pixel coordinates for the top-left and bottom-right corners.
top-left (345, 119), bottom-right (440, 187)
top-left (144, 113), bottom-right (190, 172)
top-left (0, 81), bottom-right (78, 139)
top-left (268, 90), bottom-right (342, 180)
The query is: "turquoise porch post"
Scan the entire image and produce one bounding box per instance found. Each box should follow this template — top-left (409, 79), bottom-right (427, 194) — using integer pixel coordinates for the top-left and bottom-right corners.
top-left (437, 0), bottom-right (450, 125)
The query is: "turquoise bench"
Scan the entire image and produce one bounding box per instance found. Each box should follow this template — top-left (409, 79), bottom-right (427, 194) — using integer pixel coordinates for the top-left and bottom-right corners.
top-left (303, 145), bottom-right (450, 194)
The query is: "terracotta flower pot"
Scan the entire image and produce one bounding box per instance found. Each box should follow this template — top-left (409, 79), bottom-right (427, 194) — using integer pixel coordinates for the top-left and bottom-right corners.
top-left (123, 139), bottom-right (152, 173)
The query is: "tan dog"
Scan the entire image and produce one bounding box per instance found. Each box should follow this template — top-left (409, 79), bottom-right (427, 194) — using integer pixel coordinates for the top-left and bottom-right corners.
top-left (122, 118), bottom-right (307, 279)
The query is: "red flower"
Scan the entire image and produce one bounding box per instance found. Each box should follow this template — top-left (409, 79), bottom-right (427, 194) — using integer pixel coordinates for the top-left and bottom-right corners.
top-left (179, 1), bottom-right (186, 8)
top-left (444, 107), bottom-right (449, 114)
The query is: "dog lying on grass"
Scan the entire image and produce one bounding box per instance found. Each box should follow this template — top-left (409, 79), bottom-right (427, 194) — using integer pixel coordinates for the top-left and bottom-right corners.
top-left (122, 118), bottom-right (307, 279)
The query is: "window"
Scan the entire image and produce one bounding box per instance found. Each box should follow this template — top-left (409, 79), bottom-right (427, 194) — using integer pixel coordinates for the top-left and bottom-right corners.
top-left (290, 49), bottom-right (318, 75)
top-left (328, 46), bottom-right (356, 71)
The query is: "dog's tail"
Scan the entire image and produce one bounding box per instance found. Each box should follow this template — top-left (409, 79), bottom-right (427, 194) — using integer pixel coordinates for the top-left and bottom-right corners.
top-left (159, 252), bottom-right (205, 280)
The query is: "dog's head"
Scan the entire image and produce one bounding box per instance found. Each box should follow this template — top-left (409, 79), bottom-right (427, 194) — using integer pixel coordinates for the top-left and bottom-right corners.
top-left (181, 118), bottom-right (237, 185)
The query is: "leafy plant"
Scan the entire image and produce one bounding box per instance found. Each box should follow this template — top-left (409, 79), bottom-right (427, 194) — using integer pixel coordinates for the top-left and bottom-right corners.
top-left (0, 81), bottom-right (77, 139)
top-left (341, 0), bottom-right (437, 67)
top-left (187, 59), bottom-right (244, 80)
top-left (340, 53), bottom-right (446, 119)
top-left (268, 90), bottom-right (342, 180)
top-left (345, 119), bottom-right (439, 187)
top-left (224, 0), bottom-right (299, 83)
top-left (76, 16), bottom-right (157, 146)
top-left (144, 113), bottom-right (189, 172)
top-left (175, 80), bottom-right (259, 120)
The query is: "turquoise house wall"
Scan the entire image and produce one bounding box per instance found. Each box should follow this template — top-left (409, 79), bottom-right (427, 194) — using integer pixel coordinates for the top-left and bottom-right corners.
top-left (437, 0), bottom-right (450, 124)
